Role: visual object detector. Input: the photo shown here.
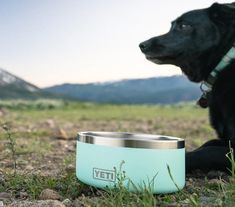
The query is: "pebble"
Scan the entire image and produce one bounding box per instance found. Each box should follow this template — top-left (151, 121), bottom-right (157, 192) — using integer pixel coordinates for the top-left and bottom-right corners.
top-left (199, 196), bottom-right (221, 206)
top-left (0, 192), bottom-right (11, 200)
top-left (25, 165), bottom-right (34, 171)
top-left (73, 199), bottom-right (84, 207)
top-left (55, 128), bottom-right (69, 140)
top-left (62, 198), bottom-right (73, 207)
top-left (208, 178), bottom-right (220, 185)
top-left (66, 164), bottom-right (75, 174)
top-left (18, 192), bottom-right (28, 199)
top-left (200, 196), bottom-right (214, 203)
top-left (8, 200), bottom-right (65, 207)
top-left (46, 119), bottom-right (56, 128)
top-left (188, 178), bottom-right (193, 183)
top-left (39, 189), bottom-right (61, 200)
top-left (0, 192), bottom-right (11, 206)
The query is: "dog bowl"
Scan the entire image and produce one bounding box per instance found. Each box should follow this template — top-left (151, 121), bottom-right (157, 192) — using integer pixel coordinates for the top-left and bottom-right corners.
top-left (76, 131), bottom-right (185, 193)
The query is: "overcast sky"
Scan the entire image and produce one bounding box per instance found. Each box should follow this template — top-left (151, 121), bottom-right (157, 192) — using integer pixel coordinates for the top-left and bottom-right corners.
top-left (0, 0), bottom-right (230, 87)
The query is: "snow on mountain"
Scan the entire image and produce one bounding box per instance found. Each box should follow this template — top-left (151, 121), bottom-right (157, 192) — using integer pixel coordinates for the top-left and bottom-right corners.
top-left (0, 68), bottom-right (39, 92)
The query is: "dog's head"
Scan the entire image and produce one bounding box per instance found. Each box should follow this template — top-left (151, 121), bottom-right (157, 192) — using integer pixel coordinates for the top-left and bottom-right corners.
top-left (140, 3), bottom-right (235, 83)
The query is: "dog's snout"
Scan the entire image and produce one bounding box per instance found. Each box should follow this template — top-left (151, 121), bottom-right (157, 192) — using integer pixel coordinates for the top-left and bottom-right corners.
top-left (139, 41), bottom-right (151, 53)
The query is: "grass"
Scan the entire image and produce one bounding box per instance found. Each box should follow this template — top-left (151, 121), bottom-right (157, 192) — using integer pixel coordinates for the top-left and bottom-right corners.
top-left (1, 171), bottom-right (234, 206)
top-left (0, 99), bottom-right (206, 121)
top-left (1, 124), bottom-right (17, 175)
top-left (0, 99), bottom-right (235, 206)
top-left (0, 173), bottom-right (83, 200)
top-left (226, 142), bottom-right (235, 178)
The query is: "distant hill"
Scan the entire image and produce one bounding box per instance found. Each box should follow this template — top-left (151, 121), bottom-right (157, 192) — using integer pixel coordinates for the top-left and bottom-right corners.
top-left (44, 76), bottom-right (201, 104)
top-left (0, 68), bottom-right (202, 103)
top-left (0, 68), bottom-right (57, 99)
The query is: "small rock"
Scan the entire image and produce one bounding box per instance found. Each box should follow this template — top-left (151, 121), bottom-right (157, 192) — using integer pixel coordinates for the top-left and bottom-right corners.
top-left (208, 178), bottom-right (220, 185)
top-left (39, 189), bottom-right (61, 200)
top-left (62, 198), bottom-right (72, 207)
top-left (200, 196), bottom-right (214, 202)
top-left (25, 165), bottom-right (34, 171)
top-left (8, 200), bottom-right (65, 207)
top-left (188, 178), bottom-right (193, 183)
top-left (46, 119), bottom-right (56, 128)
top-left (0, 192), bottom-right (11, 200)
top-left (65, 144), bottom-right (75, 152)
top-left (55, 128), bottom-right (69, 140)
top-left (73, 199), bottom-right (84, 207)
top-left (19, 191), bottom-right (28, 199)
top-left (200, 196), bottom-right (217, 206)
top-left (0, 192), bottom-right (11, 205)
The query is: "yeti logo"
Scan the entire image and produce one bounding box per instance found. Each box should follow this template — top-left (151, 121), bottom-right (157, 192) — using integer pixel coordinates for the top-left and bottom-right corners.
top-left (93, 168), bottom-right (116, 182)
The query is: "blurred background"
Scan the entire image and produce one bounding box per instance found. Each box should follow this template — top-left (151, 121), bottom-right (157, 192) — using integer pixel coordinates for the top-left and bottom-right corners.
top-left (0, 0), bottom-right (228, 104)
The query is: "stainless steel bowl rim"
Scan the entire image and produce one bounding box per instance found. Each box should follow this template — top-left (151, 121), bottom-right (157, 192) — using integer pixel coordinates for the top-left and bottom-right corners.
top-left (77, 131), bottom-right (184, 149)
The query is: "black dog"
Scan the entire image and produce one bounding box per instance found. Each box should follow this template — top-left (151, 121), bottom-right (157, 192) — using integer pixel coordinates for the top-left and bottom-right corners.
top-left (139, 2), bottom-right (235, 172)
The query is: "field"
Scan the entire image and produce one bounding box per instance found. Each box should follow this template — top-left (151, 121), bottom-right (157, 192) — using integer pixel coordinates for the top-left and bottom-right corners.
top-left (0, 100), bottom-right (234, 207)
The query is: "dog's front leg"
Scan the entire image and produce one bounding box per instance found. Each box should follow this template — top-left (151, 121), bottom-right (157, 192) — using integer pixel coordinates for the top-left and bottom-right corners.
top-left (186, 144), bottom-right (231, 173)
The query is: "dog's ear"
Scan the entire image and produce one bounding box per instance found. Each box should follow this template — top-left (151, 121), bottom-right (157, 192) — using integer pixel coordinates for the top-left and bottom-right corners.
top-left (208, 2), bottom-right (235, 24)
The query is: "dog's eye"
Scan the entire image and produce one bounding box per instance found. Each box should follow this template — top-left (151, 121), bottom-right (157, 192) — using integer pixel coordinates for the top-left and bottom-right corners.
top-left (178, 24), bottom-right (192, 31)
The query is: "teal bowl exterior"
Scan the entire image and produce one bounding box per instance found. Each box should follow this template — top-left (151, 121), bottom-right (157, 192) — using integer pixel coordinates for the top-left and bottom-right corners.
top-left (76, 138), bottom-right (185, 193)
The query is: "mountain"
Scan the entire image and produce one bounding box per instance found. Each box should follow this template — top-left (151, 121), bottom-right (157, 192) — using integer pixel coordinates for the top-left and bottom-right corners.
top-left (44, 76), bottom-right (201, 104)
top-left (0, 68), bottom-right (39, 90)
top-left (0, 68), bottom-right (202, 103)
top-left (0, 68), bottom-right (56, 99)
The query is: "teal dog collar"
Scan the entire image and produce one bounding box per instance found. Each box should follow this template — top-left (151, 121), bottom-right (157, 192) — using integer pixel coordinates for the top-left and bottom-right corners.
top-left (198, 43), bottom-right (235, 108)
top-left (204, 43), bottom-right (235, 89)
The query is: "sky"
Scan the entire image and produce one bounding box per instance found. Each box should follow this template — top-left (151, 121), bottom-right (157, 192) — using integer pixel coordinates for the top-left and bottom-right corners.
top-left (0, 0), bottom-right (231, 87)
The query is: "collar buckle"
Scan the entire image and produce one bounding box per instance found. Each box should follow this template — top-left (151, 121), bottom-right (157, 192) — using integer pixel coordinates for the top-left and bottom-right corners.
top-left (200, 81), bottom-right (212, 93)
top-left (197, 43), bottom-right (235, 108)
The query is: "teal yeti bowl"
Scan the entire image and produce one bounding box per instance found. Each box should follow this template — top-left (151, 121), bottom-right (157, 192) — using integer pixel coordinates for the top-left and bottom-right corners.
top-left (76, 132), bottom-right (185, 193)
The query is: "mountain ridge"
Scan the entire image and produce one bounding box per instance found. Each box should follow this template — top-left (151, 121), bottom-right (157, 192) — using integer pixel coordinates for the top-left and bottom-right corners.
top-left (44, 75), bottom-right (201, 104)
top-left (0, 68), bottom-right (59, 99)
top-left (0, 68), bottom-right (39, 92)
top-left (0, 68), bottom-right (201, 103)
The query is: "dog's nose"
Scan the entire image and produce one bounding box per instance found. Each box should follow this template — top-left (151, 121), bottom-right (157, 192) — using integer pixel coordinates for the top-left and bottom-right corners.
top-left (139, 41), bottom-right (151, 53)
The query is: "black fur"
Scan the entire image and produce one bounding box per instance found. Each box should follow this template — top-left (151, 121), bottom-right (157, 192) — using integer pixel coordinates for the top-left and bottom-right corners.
top-left (139, 2), bottom-right (235, 172)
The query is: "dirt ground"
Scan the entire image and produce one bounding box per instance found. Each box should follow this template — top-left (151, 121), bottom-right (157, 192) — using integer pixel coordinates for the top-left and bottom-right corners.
top-left (0, 103), bottom-right (234, 206)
